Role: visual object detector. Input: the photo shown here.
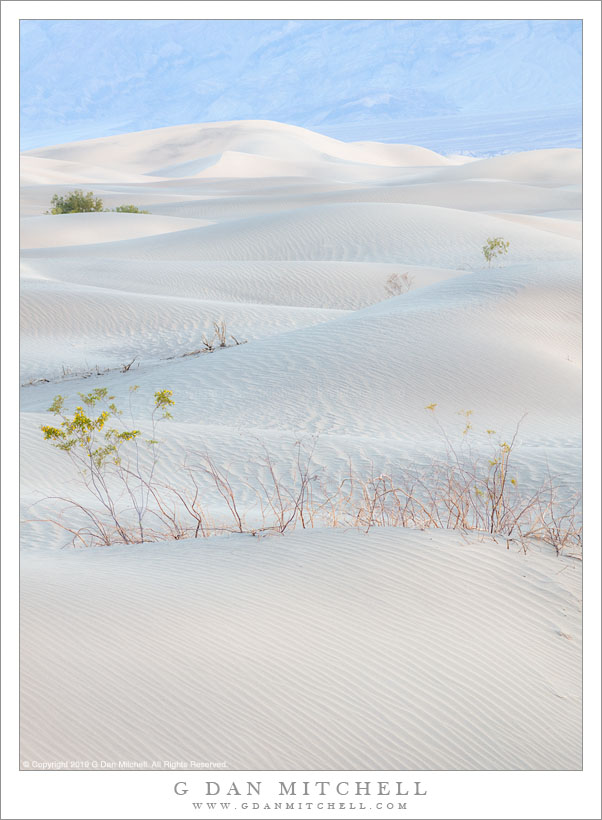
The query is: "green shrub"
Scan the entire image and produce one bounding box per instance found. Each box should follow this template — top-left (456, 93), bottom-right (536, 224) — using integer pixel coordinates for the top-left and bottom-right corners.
top-left (112, 204), bottom-right (150, 214)
top-left (46, 189), bottom-right (104, 214)
top-left (482, 236), bottom-right (510, 267)
top-left (40, 387), bottom-right (174, 546)
top-left (46, 190), bottom-right (150, 215)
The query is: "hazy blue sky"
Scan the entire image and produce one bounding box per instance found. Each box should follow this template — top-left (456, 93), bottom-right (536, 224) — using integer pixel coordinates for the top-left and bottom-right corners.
top-left (20, 19), bottom-right (582, 152)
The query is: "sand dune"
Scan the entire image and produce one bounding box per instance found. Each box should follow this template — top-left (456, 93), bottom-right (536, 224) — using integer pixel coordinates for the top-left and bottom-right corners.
top-left (25, 121), bottom-right (581, 186)
top-left (20, 154), bottom-right (164, 186)
top-left (100, 180), bottom-right (579, 223)
top-left (20, 279), bottom-right (346, 379)
top-left (20, 212), bottom-right (212, 249)
top-left (31, 261), bottom-right (577, 441)
top-left (22, 202), bottom-right (579, 269)
top-left (442, 147), bottom-right (582, 185)
top-left (149, 149), bottom-right (421, 182)
top-left (20, 257), bottom-right (463, 309)
top-left (350, 140), bottom-right (458, 166)
top-left (486, 211), bottom-right (582, 239)
top-left (151, 149), bottom-right (320, 179)
top-left (20, 257), bottom-right (581, 480)
top-left (23, 120), bottom-right (455, 176)
top-left (20, 529), bottom-right (581, 770)
top-left (19, 119), bottom-right (582, 771)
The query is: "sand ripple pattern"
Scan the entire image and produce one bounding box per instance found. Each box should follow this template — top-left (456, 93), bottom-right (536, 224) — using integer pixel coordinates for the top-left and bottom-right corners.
top-left (20, 529), bottom-right (582, 770)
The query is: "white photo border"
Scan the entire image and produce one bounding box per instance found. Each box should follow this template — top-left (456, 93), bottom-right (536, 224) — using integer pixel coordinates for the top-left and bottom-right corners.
top-left (2, 3), bottom-right (600, 818)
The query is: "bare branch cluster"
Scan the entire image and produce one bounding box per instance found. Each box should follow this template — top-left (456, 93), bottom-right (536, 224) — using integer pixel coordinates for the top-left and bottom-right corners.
top-left (33, 394), bottom-right (582, 557)
top-left (385, 271), bottom-right (415, 297)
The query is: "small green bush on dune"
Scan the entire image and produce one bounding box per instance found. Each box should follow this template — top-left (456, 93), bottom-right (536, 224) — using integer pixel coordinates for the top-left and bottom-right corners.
top-left (46, 190), bottom-right (149, 214)
top-left (482, 236), bottom-right (510, 267)
top-left (112, 204), bottom-right (150, 214)
top-left (46, 189), bottom-right (104, 214)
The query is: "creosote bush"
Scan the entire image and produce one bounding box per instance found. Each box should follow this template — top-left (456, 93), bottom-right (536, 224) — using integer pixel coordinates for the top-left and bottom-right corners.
top-left (39, 387), bottom-right (174, 546)
top-left (46, 190), bottom-right (104, 214)
top-left (111, 204), bottom-right (150, 213)
top-left (46, 190), bottom-right (149, 214)
top-left (37, 394), bottom-right (581, 556)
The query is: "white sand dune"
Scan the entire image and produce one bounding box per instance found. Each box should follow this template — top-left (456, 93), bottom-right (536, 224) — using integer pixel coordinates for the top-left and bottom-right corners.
top-left (152, 149), bottom-right (322, 179)
top-left (23, 261), bottom-right (578, 440)
top-left (20, 212), bottom-right (212, 249)
top-left (98, 180), bottom-right (579, 222)
top-left (150, 150), bottom-right (415, 182)
top-left (20, 119), bottom-right (582, 771)
top-left (21, 257), bottom-right (463, 309)
top-left (23, 120), bottom-right (455, 175)
top-left (20, 529), bottom-right (581, 770)
top-left (20, 279), bottom-right (346, 379)
top-left (441, 147), bottom-right (582, 186)
top-left (310, 179), bottom-right (581, 214)
top-left (20, 155), bottom-right (165, 186)
top-left (535, 209), bottom-right (582, 222)
top-left (151, 146), bottom-right (455, 183)
top-left (350, 140), bottom-right (457, 166)
top-left (21, 203), bottom-right (579, 269)
top-left (486, 211), bottom-right (582, 239)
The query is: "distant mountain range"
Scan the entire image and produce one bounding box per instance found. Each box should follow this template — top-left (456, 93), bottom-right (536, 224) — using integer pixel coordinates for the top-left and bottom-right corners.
top-left (20, 19), bottom-right (582, 151)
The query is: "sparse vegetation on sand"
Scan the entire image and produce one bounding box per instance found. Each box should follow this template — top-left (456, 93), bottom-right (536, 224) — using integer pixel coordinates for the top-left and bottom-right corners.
top-left (38, 387), bottom-right (174, 546)
top-left (46, 189), bottom-right (149, 214)
top-left (111, 204), bottom-right (150, 213)
top-left (202, 320), bottom-right (246, 352)
top-left (22, 359), bottom-right (140, 387)
top-left (46, 189), bottom-right (104, 214)
top-left (21, 322), bottom-right (247, 386)
top-left (385, 271), bottom-right (415, 297)
top-left (35, 391), bottom-right (582, 556)
top-left (482, 236), bottom-right (510, 267)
